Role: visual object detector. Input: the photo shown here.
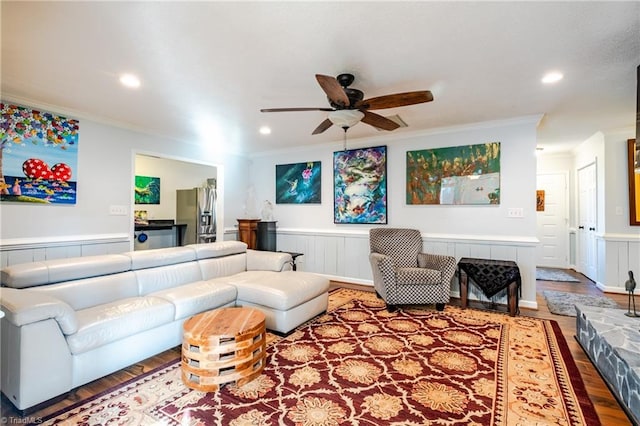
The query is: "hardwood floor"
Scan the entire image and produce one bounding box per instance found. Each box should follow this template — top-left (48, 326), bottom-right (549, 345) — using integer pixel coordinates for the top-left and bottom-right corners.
top-left (1, 271), bottom-right (633, 424)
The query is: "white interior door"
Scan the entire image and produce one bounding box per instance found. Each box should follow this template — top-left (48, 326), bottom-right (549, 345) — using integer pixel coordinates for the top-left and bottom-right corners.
top-left (577, 163), bottom-right (597, 280)
top-left (536, 172), bottom-right (568, 268)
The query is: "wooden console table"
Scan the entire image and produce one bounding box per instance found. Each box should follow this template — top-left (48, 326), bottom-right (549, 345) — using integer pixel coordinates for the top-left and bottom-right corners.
top-left (237, 219), bottom-right (260, 249)
top-left (181, 307), bottom-right (266, 391)
top-left (457, 257), bottom-right (521, 316)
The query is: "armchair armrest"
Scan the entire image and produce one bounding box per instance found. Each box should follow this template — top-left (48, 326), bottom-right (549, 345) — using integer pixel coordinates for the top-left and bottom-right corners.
top-left (0, 287), bottom-right (78, 334)
top-left (369, 252), bottom-right (397, 287)
top-left (418, 253), bottom-right (457, 282)
top-left (246, 249), bottom-right (293, 272)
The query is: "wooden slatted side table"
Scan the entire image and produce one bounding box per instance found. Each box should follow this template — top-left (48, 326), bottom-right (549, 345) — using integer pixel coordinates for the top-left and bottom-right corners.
top-left (181, 307), bottom-right (266, 391)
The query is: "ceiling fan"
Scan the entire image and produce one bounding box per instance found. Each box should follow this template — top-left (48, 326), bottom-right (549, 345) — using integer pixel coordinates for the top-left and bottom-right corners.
top-left (260, 73), bottom-right (434, 135)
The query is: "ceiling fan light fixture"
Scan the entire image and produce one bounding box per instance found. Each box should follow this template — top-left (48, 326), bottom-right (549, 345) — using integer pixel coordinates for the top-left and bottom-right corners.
top-left (328, 109), bottom-right (364, 129)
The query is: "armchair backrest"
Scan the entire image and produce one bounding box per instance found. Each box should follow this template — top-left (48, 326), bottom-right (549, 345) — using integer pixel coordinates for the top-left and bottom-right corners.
top-left (369, 228), bottom-right (421, 268)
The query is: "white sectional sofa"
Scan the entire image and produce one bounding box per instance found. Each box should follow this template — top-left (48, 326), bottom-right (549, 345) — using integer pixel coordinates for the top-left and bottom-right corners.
top-left (0, 241), bottom-right (329, 411)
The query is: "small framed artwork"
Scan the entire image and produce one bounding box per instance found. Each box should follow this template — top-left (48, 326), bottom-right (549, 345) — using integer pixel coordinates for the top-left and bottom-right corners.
top-left (536, 190), bottom-right (545, 211)
top-left (134, 210), bottom-right (148, 225)
top-left (135, 175), bottom-right (160, 204)
top-left (334, 145), bottom-right (387, 224)
top-left (275, 161), bottom-right (321, 204)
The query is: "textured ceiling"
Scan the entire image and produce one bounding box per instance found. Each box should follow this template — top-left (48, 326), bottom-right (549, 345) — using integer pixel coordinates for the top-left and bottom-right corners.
top-left (2, 1), bottom-right (639, 155)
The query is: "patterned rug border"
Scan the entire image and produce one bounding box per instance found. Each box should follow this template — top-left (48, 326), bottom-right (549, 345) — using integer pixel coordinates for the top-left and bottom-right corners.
top-left (36, 357), bottom-right (181, 424)
top-left (546, 318), bottom-right (600, 425)
top-left (36, 288), bottom-right (600, 425)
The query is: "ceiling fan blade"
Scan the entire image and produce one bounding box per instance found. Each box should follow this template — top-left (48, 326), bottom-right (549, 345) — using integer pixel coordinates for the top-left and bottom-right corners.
top-left (261, 107), bottom-right (334, 112)
top-left (312, 118), bottom-right (333, 135)
top-left (358, 91), bottom-right (434, 110)
top-left (315, 74), bottom-right (350, 108)
top-left (361, 111), bottom-right (401, 131)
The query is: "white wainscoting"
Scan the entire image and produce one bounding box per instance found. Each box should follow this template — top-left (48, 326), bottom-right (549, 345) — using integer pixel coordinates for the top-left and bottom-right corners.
top-left (597, 233), bottom-right (640, 294)
top-left (275, 228), bottom-right (539, 310)
top-left (1, 229), bottom-right (541, 310)
top-left (0, 234), bottom-right (131, 268)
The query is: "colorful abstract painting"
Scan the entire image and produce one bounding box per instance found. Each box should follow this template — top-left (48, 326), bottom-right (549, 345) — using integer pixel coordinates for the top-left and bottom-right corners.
top-left (407, 142), bottom-right (501, 205)
top-left (0, 102), bottom-right (79, 204)
top-left (275, 161), bottom-right (321, 204)
top-left (334, 146), bottom-right (387, 224)
top-left (135, 176), bottom-right (160, 204)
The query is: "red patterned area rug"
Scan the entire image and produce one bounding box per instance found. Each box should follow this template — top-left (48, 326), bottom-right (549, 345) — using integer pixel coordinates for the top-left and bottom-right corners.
top-left (40, 289), bottom-right (600, 425)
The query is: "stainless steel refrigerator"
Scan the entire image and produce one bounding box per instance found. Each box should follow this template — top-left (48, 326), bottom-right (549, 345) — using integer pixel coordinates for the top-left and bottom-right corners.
top-left (176, 185), bottom-right (216, 245)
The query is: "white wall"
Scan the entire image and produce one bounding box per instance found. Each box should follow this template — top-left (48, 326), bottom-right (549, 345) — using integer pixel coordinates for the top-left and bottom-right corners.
top-left (569, 128), bottom-right (640, 292)
top-left (250, 117), bottom-right (538, 238)
top-left (603, 130), bottom-right (637, 233)
top-left (248, 117), bottom-right (540, 308)
top-left (0, 118), bottom-right (250, 251)
top-left (0, 113), bottom-right (543, 309)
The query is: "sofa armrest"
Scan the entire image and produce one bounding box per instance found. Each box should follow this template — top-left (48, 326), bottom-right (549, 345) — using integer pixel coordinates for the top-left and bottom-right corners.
top-left (417, 253), bottom-right (457, 283)
top-left (246, 250), bottom-right (293, 272)
top-left (0, 287), bottom-right (78, 334)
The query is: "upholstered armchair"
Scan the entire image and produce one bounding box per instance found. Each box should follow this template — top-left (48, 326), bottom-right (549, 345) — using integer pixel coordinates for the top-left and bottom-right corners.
top-left (369, 228), bottom-right (457, 311)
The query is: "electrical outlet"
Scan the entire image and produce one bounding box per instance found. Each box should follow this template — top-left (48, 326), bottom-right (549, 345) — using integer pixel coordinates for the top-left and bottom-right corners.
top-left (507, 208), bottom-right (524, 218)
top-left (109, 205), bottom-right (128, 216)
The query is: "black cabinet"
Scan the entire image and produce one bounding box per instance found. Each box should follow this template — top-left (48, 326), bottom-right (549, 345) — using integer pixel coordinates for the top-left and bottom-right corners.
top-left (257, 221), bottom-right (277, 251)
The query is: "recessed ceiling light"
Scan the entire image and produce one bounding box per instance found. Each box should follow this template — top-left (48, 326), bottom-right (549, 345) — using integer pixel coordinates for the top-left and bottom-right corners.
top-left (541, 71), bottom-right (563, 84)
top-left (119, 73), bottom-right (141, 88)
top-left (259, 126), bottom-right (271, 135)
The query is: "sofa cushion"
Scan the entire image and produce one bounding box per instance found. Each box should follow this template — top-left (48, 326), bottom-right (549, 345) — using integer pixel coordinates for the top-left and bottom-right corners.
top-left (31, 272), bottom-right (139, 310)
top-left (1, 254), bottom-right (131, 289)
top-left (67, 297), bottom-right (174, 355)
top-left (149, 280), bottom-right (237, 320)
top-left (134, 262), bottom-right (203, 295)
top-left (125, 247), bottom-right (196, 270)
top-left (198, 253), bottom-right (247, 280)
top-left (188, 241), bottom-right (247, 259)
top-left (227, 271), bottom-right (329, 311)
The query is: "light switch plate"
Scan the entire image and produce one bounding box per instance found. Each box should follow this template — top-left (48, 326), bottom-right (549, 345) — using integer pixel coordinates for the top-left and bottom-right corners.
top-left (109, 205), bottom-right (128, 216)
top-left (507, 208), bottom-right (524, 218)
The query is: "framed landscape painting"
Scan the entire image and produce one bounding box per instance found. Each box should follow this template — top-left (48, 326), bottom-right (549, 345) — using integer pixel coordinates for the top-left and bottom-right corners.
top-left (334, 145), bottom-right (387, 224)
top-left (275, 161), bottom-right (321, 204)
top-left (407, 142), bottom-right (501, 205)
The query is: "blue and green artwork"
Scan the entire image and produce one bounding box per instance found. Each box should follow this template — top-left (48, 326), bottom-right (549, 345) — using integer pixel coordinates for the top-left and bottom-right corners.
top-left (275, 161), bottom-right (321, 204)
top-left (135, 176), bottom-right (160, 204)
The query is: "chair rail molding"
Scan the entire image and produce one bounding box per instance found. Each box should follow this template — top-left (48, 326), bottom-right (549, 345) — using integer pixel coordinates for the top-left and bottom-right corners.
top-left (0, 233), bottom-right (131, 268)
